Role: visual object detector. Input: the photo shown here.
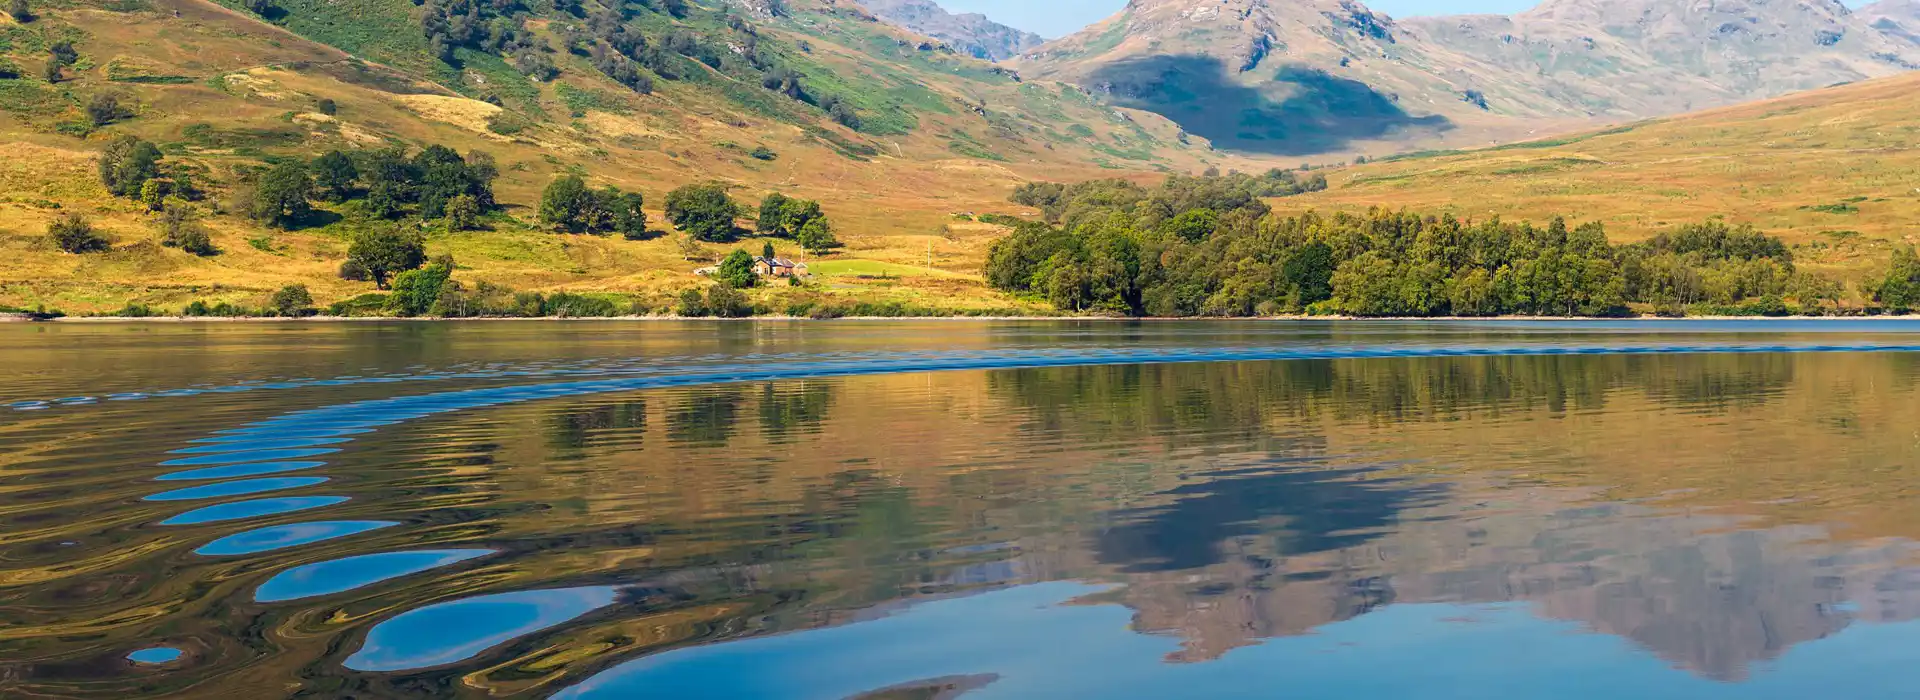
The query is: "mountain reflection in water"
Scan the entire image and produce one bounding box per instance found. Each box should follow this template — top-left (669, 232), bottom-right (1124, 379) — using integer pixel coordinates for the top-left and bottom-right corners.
top-left (1, 321), bottom-right (1920, 698)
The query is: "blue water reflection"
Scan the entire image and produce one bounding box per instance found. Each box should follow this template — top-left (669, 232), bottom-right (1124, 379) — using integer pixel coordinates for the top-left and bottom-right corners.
top-left (255, 549), bottom-right (494, 603)
top-left (144, 477), bottom-right (328, 502)
top-left (127, 647), bottom-right (183, 665)
top-left (194, 521), bottom-right (397, 556)
top-left (156, 461), bottom-right (329, 481)
top-left (160, 496), bottom-right (349, 525)
top-left (345, 586), bottom-right (619, 672)
top-left (556, 583), bottom-right (1920, 700)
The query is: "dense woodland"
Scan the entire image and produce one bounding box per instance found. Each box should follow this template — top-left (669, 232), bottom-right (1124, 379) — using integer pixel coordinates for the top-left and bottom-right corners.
top-left (985, 170), bottom-right (1910, 318)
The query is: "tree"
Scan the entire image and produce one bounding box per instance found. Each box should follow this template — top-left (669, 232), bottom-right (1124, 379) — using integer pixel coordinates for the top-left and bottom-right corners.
top-left (756, 193), bottom-right (792, 236)
top-left (268, 284), bottom-right (315, 317)
top-left (795, 216), bottom-right (840, 255)
top-left (605, 190), bottom-right (647, 239)
top-left (98, 136), bottom-right (163, 198)
top-left (86, 93), bottom-right (130, 126)
top-left (1875, 246), bottom-right (1920, 311)
top-left (444, 193), bottom-right (481, 230)
top-left (139, 178), bottom-right (170, 212)
top-left (716, 249), bottom-right (758, 289)
top-left (387, 259), bottom-right (453, 316)
top-left (249, 162), bottom-right (313, 228)
top-left (345, 227), bottom-right (425, 288)
top-left (762, 241), bottom-right (776, 259)
top-left (666, 183), bottom-right (742, 242)
top-left (539, 174), bottom-right (595, 232)
top-left (159, 202), bottom-right (216, 256)
top-left (310, 150), bottom-right (359, 201)
top-left (8, 0), bottom-right (33, 23)
top-left (48, 213), bottom-right (107, 253)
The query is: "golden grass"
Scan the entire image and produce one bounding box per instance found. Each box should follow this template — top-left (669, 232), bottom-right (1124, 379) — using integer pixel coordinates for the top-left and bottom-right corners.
top-left (6, 0), bottom-right (1913, 313)
top-left (1286, 72), bottom-right (1920, 286)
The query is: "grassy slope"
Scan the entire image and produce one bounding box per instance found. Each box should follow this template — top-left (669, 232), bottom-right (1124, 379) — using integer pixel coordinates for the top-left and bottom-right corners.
top-left (1284, 72), bottom-right (1920, 290)
top-left (0, 0), bottom-right (1258, 314)
top-left (4, 0), bottom-right (1917, 314)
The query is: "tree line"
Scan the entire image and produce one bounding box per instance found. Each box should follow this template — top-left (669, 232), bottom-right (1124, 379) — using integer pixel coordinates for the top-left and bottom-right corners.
top-left (986, 171), bottom-right (1886, 317)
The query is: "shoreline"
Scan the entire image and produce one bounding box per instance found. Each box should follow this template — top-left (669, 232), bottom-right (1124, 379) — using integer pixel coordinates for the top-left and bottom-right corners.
top-left (9, 314), bottom-right (1919, 324)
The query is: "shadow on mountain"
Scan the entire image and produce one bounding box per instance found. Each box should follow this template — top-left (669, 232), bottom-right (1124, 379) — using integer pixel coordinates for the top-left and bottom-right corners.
top-left (1095, 463), bottom-right (1444, 573)
top-left (1087, 56), bottom-right (1451, 155)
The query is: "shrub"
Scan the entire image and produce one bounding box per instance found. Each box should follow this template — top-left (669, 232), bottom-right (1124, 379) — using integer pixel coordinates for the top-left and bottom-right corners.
top-left (749, 145), bottom-right (777, 161)
top-left (86, 93), bottom-right (131, 127)
top-left (268, 284), bottom-right (315, 317)
top-left (315, 98), bottom-right (337, 115)
top-left (338, 259), bottom-right (371, 282)
top-left (49, 213), bottom-right (107, 253)
top-left (386, 259), bottom-right (453, 316)
top-left (706, 285), bottom-right (752, 317)
top-left (9, 0), bottom-right (33, 22)
top-left (674, 288), bottom-right (707, 317)
top-left (543, 292), bottom-right (620, 317)
top-left (159, 203), bottom-right (217, 256)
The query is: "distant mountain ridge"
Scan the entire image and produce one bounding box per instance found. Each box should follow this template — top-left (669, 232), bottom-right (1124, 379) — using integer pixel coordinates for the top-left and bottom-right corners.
top-left (855, 0), bottom-right (1047, 61)
top-left (1015, 0), bottom-right (1920, 155)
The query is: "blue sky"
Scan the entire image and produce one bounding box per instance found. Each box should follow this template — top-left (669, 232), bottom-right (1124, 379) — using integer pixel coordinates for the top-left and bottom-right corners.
top-left (939, 0), bottom-right (1870, 38)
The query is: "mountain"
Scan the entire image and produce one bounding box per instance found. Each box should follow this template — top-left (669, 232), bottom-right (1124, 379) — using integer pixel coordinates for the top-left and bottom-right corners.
top-left (1406, 0), bottom-right (1920, 115)
top-left (856, 0), bottom-right (1047, 61)
top-left (0, 0), bottom-right (1235, 314)
top-left (1863, 0), bottom-right (1920, 45)
top-left (1016, 0), bottom-right (1920, 156)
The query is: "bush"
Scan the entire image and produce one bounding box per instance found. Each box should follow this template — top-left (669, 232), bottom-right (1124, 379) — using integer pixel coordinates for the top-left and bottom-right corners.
top-left (386, 259), bottom-right (453, 316)
top-left (268, 284), bottom-right (315, 317)
top-left (106, 303), bottom-right (160, 318)
top-left (543, 292), bottom-right (620, 317)
top-left (9, 0), bottom-right (34, 22)
top-left (674, 288), bottom-right (707, 317)
top-left (749, 145), bottom-right (777, 161)
top-left (315, 98), bottom-right (337, 116)
top-left (86, 93), bottom-right (132, 127)
top-left (182, 300), bottom-right (253, 317)
top-left (706, 285), bottom-right (752, 318)
top-left (49, 213), bottom-right (107, 253)
top-left (159, 203), bottom-right (217, 256)
top-left (326, 293), bottom-right (390, 317)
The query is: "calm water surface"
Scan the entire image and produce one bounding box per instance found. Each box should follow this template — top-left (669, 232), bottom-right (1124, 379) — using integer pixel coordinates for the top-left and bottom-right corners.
top-left (6, 320), bottom-right (1920, 698)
